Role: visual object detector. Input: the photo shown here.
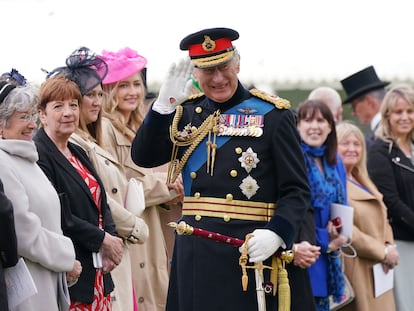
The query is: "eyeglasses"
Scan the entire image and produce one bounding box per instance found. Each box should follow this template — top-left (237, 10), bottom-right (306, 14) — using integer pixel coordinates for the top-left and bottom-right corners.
top-left (18, 112), bottom-right (38, 123)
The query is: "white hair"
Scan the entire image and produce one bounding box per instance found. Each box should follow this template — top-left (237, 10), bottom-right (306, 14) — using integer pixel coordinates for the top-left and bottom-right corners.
top-left (308, 86), bottom-right (342, 122)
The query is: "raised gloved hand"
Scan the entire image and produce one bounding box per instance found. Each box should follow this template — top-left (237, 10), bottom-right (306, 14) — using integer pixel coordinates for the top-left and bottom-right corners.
top-left (152, 58), bottom-right (194, 114)
top-left (242, 229), bottom-right (284, 263)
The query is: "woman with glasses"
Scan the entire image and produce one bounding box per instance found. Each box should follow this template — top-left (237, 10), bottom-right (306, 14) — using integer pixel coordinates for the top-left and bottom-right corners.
top-left (0, 81), bottom-right (80, 311)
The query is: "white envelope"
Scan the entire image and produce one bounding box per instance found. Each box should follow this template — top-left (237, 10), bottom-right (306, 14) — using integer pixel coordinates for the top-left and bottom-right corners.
top-left (125, 178), bottom-right (146, 216)
top-left (373, 263), bottom-right (394, 297)
top-left (4, 258), bottom-right (38, 309)
top-left (330, 203), bottom-right (354, 240)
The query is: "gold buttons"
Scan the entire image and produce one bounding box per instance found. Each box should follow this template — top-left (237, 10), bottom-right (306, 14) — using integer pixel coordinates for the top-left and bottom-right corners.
top-left (194, 192), bottom-right (201, 198)
top-left (195, 107), bottom-right (202, 113)
top-left (235, 147), bottom-right (242, 154)
top-left (195, 215), bottom-right (202, 221)
top-left (223, 214), bottom-right (231, 222)
top-left (190, 172), bottom-right (197, 179)
top-left (226, 194), bottom-right (233, 201)
top-left (191, 126), bottom-right (197, 132)
top-left (230, 170), bottom-right (237, 177)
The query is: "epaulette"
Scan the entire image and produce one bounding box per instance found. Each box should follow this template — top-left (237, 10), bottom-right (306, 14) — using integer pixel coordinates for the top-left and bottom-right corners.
top-left (249, 88), bottom-right (291, 109)
top-left (181, 92), bottom-right (205, 105)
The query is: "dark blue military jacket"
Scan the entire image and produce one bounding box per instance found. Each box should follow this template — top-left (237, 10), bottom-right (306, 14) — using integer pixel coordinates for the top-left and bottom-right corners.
top-left (132, 82), bottom-right (314, 311)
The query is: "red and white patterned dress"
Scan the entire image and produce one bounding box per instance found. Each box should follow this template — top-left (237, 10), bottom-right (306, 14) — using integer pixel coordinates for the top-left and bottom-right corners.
top-left (68, 155), bottom-right (112, 311)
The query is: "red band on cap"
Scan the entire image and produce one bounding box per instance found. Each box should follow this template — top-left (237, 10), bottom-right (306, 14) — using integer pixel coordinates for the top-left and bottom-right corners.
top-left (189, 38), bottom-right (233, 57)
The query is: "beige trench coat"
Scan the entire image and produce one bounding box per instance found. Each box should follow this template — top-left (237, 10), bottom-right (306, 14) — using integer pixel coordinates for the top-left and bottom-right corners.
top-left (70, 133), bottom-right (147, 311)
top-left (342, 180), bottom-right (396, 311)
top-left (101, 117), bottom-right (176, 311)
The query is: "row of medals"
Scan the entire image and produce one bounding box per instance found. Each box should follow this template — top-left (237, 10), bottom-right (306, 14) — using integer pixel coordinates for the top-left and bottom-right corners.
top-left (217, 113), bottom-right (264, 137)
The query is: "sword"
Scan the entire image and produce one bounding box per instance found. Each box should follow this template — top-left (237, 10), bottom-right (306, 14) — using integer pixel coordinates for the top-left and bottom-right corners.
top-left (168, 221), bottom-right (280, 311)
top-left (255, 267), bottom-right (267, 311)
top-left (168, 220), bottom-right (245, 247)
top-left (240, 234), bottom-right (269, 311)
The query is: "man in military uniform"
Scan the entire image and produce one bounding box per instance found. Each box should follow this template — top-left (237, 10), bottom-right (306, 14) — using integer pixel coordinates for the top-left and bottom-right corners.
top-left (131, 27), bottom-right (315, 311)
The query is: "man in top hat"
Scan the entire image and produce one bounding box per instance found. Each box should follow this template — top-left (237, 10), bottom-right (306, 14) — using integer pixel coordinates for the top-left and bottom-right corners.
top-left (131, 27), bottom-right (316, 311)
top-left (340, 65), bottom-right (390, 148)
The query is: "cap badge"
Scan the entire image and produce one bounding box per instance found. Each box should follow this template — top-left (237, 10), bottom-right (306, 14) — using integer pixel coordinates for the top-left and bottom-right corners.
top-left (202, 36), bottom-right (216, 52)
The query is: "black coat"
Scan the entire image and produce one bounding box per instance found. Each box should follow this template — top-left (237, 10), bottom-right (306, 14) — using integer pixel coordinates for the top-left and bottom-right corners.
top-left (132, 83), bottom-right (313, 311)
top-left (33, 128), bottom-right (117, 304)
top-left (365, 130), bottom-right (376, 150)
top-left (0, 179), bottom-right (18, 311)
top-left (367, 138), bottom-right (414, 240)
top-left (290, 202), bottom-right (317, 311)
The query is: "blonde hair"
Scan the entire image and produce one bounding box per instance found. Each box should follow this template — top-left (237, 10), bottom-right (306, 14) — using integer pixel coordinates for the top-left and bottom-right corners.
top-left (101, 71), bottom-right (145, 141)
top-left (375, 83), bottom-right (414, 144)
top-left (336, 121), bottom-right (383, 200)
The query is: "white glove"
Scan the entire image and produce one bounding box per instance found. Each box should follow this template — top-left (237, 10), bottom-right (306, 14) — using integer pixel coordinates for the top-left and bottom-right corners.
top-left (243, 229), bottom-right (284, 263)
top-left (152, 58), bottom-right (194, 114)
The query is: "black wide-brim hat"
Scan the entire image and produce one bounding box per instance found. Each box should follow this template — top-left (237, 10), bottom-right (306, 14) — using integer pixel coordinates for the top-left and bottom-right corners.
top-left (340, 65), bottom-right (390, 104)
top-left (180, 27), bottom-right (239, 68)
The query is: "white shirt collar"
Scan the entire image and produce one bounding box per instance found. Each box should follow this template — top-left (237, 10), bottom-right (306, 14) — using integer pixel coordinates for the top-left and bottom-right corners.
top-left (371, 112), bottom-right (381, 131)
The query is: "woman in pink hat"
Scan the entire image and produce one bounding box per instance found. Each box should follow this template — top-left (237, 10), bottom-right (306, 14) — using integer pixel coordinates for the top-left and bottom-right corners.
top-left (99, 47), bottom-right (184, 311)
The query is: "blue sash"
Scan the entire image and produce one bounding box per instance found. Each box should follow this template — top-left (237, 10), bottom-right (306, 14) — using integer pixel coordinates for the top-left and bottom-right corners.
top-left (182, 97), bottom-right (274, 195)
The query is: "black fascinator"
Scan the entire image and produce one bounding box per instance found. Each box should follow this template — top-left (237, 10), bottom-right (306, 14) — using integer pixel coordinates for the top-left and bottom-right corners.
top-left (46, 47), bottom-right (108, 95)
top-left (1, 68), bottom-right (27, 86)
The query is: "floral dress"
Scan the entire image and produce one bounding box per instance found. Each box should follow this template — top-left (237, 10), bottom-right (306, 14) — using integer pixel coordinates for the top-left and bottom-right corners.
top-left (69, 155), bottom-right (111, 311)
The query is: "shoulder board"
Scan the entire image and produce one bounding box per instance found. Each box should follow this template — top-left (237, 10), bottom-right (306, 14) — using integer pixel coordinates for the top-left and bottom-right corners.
top-left (181, 92), bottom-right (205, 105)
top-left (249, 88), bottom-right (291, 109)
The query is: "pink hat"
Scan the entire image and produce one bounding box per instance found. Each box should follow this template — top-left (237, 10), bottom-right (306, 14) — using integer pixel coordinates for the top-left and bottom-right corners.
top-left (100, 47), bottom-right (147, 84)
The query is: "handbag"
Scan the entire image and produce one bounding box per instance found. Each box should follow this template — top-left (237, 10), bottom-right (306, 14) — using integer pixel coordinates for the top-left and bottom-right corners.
top-left (329, 247), bottom-right (356, 310)
top-left (124, 178), bottom-right (145, 216)
top-left (329, 274), bottom-right (355, 310)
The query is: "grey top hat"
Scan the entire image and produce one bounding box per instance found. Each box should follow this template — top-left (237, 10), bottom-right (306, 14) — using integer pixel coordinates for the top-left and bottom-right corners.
top-left (340, 65), bottom-right (390, 104)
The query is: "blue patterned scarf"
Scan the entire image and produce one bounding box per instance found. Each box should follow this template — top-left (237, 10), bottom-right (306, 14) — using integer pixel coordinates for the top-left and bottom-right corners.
top-left (301, 142), bottom-right (345, 303)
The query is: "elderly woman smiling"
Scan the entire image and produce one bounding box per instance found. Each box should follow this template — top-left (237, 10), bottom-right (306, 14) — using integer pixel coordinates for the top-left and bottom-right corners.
top-left (0, 81), bottom-right (80, 311)
top-left (33, 75), bottom-right (124, 311)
